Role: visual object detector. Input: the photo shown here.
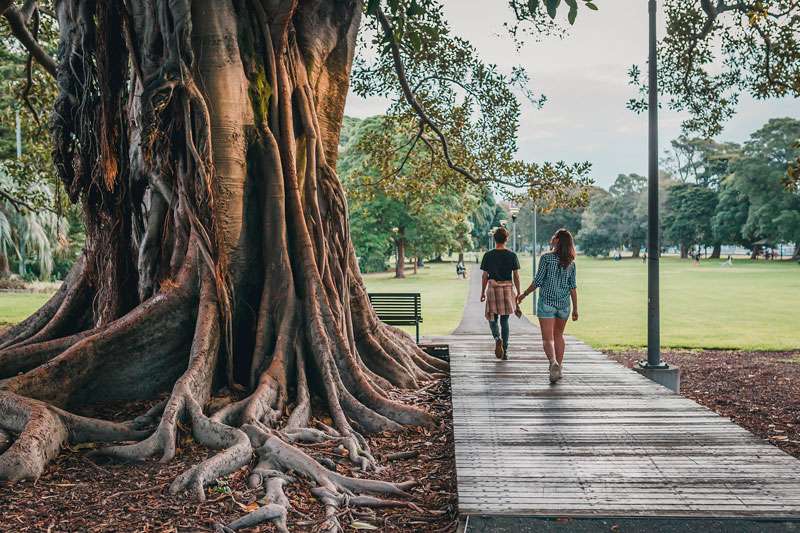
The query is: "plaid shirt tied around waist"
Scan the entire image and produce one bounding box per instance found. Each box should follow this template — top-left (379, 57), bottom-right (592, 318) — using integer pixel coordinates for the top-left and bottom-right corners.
top-left (485, 280), bottom-right (520, 320)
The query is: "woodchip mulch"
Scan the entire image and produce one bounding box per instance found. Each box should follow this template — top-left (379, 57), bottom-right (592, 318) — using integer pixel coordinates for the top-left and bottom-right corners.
top-left (0, 379), bottom-right (457, 533)
top-left (607, 348), bottom-right (800, 459)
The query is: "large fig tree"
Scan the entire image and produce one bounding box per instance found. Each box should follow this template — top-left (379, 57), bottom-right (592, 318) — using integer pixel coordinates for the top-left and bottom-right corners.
top-left (0, 0), bottom-right (592, 529)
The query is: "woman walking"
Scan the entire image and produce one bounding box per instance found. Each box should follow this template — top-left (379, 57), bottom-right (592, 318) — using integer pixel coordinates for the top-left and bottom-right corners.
top-left (480, 227), bottom-right (521, 360)
top-left (518, 229), bottom-right (579, 383)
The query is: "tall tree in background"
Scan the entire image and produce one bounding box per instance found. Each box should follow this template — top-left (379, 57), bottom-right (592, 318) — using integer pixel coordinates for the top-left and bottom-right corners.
top-left (727, 117), bottom-right (800, 258)
top-left (0, 0), bottom-right (593, 528)
top-left (663, 182), bottom-right (719, 258)
top-left (338, 115), bottom-right (482, 278)
top-left (666, 136), bottom-right (740, 257)
top-left (577, 175), bottom-right (648, 257)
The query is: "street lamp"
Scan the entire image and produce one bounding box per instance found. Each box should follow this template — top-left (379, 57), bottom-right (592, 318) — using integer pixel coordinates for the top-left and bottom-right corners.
top-left (642, 0), bottom-right (665, 371)
top-left (509, 207), bottom-right (520, 253)
top-left (531, 203), bottom-right (538, 315)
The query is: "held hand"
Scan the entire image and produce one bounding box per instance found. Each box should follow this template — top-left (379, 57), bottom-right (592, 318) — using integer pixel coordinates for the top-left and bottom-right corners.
top-left (516, 293), bottom-right (525, 304)
top-left (572, 310), bottom-right (579, 322)
top-left (480, 293), bottom-right (486, 302)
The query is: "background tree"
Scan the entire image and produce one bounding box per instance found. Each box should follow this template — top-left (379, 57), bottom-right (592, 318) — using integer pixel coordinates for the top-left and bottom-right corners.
top-left (576, 176), bottom-right (648, 257)
top-left (662, 182), bottom-right (719, 258)
top-left (339, 115), bottom-right (482, 277)
top-left (665, 136), bottom-right (741, 257)
top-left (0, 1), bottom-right (592, 529)
top-left (726, 117), bottom-right (800, 259)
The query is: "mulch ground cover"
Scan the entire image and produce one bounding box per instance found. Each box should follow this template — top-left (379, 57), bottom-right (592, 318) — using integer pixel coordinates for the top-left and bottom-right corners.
top-left (607, 348), bottom-right (800, 459)
top-left (0, 379), bottom-right (457, 533)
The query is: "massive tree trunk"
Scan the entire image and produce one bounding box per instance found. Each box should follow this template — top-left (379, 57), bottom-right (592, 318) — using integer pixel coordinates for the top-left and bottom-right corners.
top-left (710, 243), bottom-right (721, 259)
top-left (0, 1), bottom-right (447, 530)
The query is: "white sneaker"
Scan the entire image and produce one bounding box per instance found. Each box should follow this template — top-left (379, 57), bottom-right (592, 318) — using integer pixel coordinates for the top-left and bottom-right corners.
top-left (549, 361), bottom-right (560, 383)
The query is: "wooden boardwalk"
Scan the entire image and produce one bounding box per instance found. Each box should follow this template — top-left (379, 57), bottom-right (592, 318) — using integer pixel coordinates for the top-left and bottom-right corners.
top-left (433, 270), bottom-right (800, 519)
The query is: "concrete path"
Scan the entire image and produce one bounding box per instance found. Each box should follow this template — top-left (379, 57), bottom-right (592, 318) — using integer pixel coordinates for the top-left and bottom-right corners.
top-left (432, 266), bottom-right (800, 530)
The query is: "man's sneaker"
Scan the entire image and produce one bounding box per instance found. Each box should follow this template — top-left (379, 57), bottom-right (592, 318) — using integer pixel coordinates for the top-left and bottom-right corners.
top-left (494, 339), bottom-right (504, 359)
top-left (549, 361), bottom-right (561, 383)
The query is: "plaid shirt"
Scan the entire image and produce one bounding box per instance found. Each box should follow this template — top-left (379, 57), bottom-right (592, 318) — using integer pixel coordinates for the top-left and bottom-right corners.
top-left (485, 280), bottom-right (521, 320)
top-left (534, 252), bottom-right (577, 307)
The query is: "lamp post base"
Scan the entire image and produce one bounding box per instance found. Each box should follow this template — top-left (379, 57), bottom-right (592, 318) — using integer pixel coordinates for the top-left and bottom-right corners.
top-left (634, 361), bottom-right (681, 393)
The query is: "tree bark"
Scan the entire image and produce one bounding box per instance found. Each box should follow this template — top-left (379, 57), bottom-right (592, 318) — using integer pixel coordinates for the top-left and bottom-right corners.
top-left (680, 243), bottom-right (688, 259)
top-left (0, 251), bottom-right (10, 278)
top-left (395, 236), bottom-right (406, 279)
top-left (710, 243), bottom-right (722, 259)
top-left (0, 2), bottom-right (444, 529)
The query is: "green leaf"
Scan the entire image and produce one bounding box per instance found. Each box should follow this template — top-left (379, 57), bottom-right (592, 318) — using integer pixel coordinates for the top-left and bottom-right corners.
top-left (544, 0), bottom-right (561, 19)
top-left (585, 1), bottom-right (598, 10)
top-left (406, 1), bottom-right (424, 16)
top-left (566, 0), bottom-right (577, 24)
top-left (366, 0), bottom-right (380, 16)
top-left (527, 0), bottom-right (540, 13)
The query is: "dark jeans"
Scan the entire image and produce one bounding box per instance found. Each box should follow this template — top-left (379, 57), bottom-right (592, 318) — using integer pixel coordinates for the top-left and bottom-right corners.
top-left (488, 314), bottom-right (510, 350)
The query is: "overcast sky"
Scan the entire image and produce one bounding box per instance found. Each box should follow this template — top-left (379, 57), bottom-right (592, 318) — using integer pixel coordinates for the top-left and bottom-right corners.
top-left (344, 0), bottom-right (800, 189)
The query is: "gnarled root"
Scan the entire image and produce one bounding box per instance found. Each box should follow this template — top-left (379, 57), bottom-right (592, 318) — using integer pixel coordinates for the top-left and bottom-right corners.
top-left (0, 391), bottom-right (146, 481)
top-left (216, 425), bottom-right (416, 533)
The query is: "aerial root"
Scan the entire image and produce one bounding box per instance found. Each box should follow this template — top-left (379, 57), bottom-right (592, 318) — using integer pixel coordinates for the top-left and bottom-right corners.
top-left (0, 391), bottom-right (146, 482)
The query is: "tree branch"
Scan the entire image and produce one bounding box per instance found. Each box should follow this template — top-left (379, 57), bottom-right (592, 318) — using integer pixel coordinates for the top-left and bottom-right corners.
top-left (375, 8), bottom-right (481, 185)
top-left (0, 188), bottom-right (37, 213)
top-left (3, 4), bottom-right (56, 78)
top-left (0, 0), bottom-right (13, 16)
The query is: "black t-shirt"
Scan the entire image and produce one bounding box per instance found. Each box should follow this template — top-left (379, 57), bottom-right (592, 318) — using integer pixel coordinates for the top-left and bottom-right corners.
top-left (480, 249), bottom-right (520, 281)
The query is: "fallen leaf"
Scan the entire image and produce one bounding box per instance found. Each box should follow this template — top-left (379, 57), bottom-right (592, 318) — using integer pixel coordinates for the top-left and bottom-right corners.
top-left (351, 521), bottom-right (379, 530)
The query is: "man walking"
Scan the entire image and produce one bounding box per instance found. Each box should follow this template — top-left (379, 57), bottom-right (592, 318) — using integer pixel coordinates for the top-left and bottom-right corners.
top-left (480, 227), bottom-right (521, 360)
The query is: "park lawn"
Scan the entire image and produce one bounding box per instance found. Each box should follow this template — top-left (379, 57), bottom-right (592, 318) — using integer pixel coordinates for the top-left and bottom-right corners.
top-left (2, 257), bottom-right (796, 350)
top-left (0, 292), bottom-right (53, 326)
top-left (516, 255), bottom-right (800, 351)
top-left (361, 263), bottom-right (470, 338)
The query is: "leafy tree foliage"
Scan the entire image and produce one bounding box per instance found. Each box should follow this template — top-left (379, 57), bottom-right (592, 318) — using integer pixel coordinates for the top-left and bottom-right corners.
top-left (577, 176), bottom-right (649, 257)
top-left (629, 0), bottom-right (800, 137)
top-left (726, 117), bottom-right (800, 257)
top-left (663, 182), bottom-right (719, 257)
top-left (339, 115), bottom-right (481, 274)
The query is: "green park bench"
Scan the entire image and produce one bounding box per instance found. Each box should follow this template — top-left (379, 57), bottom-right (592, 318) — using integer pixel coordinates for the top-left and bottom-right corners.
top-left (368, 292), bottom-right (422, 344)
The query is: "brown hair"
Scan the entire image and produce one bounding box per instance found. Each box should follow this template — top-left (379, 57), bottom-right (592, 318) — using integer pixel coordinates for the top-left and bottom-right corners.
top-left (493, 227), bottom-right (509, 244)
top-left (553, 228), bottom-right (576, 268)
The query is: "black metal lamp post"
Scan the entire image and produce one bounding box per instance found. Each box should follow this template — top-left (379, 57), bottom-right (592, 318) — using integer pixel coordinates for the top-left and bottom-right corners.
top-left (642, 0), bottom-right (665, 369)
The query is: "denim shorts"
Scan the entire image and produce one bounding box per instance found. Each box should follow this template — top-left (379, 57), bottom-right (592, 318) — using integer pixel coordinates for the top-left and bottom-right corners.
top-left (537, 298), bottom-right (570, 320)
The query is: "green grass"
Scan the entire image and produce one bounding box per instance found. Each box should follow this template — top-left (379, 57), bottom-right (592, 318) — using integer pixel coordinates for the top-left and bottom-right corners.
top-left (362, 256), bottom-right (799, 351)
top-left (0, 292), bottom-right (53, 326)
top-left (361, 263), bottom-right (471, 338)
top-left (515, 255), bottom-right (800, 351)
top-left (2, 256), bottom-right (797, 351)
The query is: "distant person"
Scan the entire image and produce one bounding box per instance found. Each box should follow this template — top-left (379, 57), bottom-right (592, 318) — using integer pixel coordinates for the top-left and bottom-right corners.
top-left (518, 228), bottom-right (579, 384)
top-left (722, 255), bottom-right (733, 267)
top-left (480, 227), bottom-right (521, 360)
top-left (641, 252), bottom-right (647, 263)
top-left (692, 250), bottom-right (701, 265)
top-left (456, 261), bottom-right (466, 279)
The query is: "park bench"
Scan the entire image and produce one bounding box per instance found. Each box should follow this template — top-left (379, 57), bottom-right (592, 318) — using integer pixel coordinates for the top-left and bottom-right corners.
top-left (368, 292), bottom-right (422, 343)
